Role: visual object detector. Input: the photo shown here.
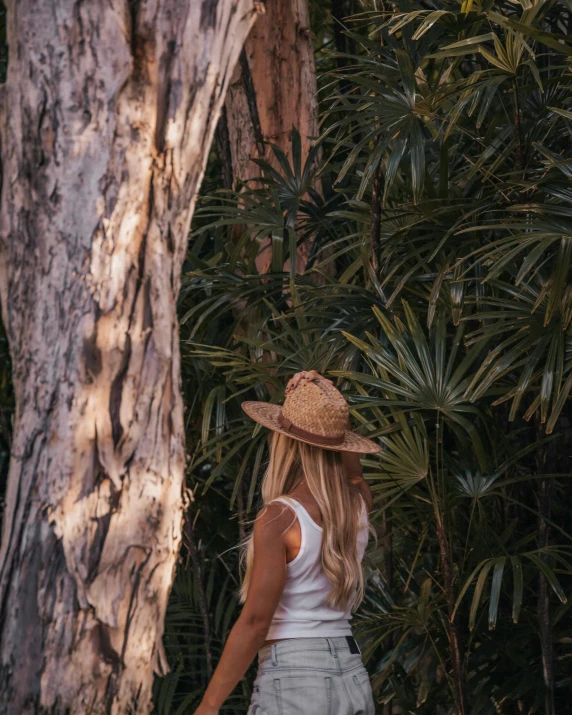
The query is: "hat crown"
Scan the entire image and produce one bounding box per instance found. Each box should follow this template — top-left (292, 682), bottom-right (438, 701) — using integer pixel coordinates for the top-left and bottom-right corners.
top-left (282, 379), bottom-right (348, 438)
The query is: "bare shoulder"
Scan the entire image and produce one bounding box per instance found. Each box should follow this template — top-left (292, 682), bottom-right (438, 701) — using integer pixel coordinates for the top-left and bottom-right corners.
top-left (253, 500), bottom-right (297, 539)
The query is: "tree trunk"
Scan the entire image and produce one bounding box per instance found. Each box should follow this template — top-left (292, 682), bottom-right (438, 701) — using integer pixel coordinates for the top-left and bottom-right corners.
top-left (0, 1), bottom-right (260, 713)
top-left (224, 0), bottom-right (318, 185)
top-left (222, 0), bottom-right (319, 274)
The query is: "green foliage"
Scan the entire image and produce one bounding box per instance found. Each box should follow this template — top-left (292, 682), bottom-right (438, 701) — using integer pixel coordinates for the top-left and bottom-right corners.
top-left (1, 0), bottom-right (569, 712)
top-left (155, 2), bottom-right (572, 712)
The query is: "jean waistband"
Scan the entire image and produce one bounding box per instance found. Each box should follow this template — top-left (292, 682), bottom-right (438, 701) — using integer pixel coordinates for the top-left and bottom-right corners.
top-left (258, 636), bottom-right (359, 668)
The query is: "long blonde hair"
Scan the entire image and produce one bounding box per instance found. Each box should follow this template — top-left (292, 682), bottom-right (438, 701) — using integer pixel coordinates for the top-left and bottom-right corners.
top-left (239, 433), bottom-right (372, 611)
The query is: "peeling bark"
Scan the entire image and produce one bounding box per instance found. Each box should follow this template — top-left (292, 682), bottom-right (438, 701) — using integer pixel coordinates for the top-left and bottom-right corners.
top-left (0, 1), bottom-right (260, 712)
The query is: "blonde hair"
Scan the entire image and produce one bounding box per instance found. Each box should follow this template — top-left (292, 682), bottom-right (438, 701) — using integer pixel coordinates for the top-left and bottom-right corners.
top-left (239, 432), bottom-right (373, 611)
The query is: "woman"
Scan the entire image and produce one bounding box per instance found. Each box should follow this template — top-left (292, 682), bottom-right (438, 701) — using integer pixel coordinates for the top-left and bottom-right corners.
top-left (194, 370), bottom-right (381, 715)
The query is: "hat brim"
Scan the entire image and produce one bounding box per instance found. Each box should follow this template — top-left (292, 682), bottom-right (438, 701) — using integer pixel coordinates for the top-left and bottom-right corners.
top-left (241, 401), bottom-right (382, 454)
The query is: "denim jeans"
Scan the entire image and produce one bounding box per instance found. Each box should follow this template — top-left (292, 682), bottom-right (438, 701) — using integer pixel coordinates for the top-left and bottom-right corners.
top-left (247, 637), bottom-right (375, 715)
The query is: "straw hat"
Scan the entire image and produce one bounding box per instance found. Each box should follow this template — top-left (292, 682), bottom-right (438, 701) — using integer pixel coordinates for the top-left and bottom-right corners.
top-left (241, 377), bottom-right (382, 454)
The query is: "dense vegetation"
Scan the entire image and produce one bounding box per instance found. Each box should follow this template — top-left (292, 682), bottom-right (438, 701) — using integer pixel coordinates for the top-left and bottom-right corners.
top-left (1, 1), bottom-right (572, 714)
top-left (154, 2), bottom-right (572, 713)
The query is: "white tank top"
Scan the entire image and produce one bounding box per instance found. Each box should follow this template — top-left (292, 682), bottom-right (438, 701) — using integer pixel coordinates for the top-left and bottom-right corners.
top-left (265, 495), bottom-right (369, 640)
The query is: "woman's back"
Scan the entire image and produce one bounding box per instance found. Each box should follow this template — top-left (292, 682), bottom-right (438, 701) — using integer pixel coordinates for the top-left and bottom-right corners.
top-left (265, 495), bottom-right (369, 640)
top-left (196, 370), bottom-right (380, 715)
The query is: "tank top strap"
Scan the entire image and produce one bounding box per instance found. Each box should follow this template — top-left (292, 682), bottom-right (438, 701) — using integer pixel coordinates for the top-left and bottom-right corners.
top-left (272, 495), bottom-right (366, 529)
top-left (270, 496), bottom-right (317, 530)
top-left (271, 496), bottom-right (304, 519)
top-left (269, 498), bottom-right (309, 560)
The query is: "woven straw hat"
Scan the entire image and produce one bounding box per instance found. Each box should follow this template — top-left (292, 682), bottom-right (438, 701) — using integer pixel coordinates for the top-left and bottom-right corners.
top-left (242, 377), bottom-right (381, 454)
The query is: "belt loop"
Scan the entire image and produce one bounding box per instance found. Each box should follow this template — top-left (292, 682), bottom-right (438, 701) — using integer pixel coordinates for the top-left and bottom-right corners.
top-left (326, 637), bottom-right (338, 658)
top-left (271, 643), bottom-right (278, 666)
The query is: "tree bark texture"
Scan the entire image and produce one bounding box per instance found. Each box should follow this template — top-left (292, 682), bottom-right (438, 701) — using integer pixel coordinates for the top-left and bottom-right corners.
top-left (223, 0), bottom-right (319, 274)
top-left (0, 1), bottom-right (260, 713)
top-left (224, 0), bottom-right (318, 185)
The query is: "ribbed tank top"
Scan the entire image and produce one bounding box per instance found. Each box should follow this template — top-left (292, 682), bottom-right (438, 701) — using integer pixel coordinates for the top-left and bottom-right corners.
top-left (265, 495), bottom-right (369, 640)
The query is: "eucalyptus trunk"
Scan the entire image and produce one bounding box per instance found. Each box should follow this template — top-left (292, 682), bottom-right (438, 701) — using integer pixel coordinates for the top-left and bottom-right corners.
top-left (0, 0), bottom-right (259, 712)
top-left (222, 0), bottom-right (319, 274)
top-left (224, 0), bottom-right (318, 185)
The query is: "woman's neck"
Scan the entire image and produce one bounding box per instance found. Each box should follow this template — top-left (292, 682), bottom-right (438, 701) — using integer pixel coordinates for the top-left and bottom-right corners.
top-left (289, 476), bottom-right (311, 497)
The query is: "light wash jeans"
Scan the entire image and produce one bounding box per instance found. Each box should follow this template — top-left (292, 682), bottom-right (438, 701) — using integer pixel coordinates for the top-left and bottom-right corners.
top-left (247, 637), bottom-right (375, 715)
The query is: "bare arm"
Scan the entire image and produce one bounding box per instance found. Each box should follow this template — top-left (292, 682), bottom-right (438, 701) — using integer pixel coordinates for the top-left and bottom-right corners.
top-left (194, 503), bottom-right (291, 714)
